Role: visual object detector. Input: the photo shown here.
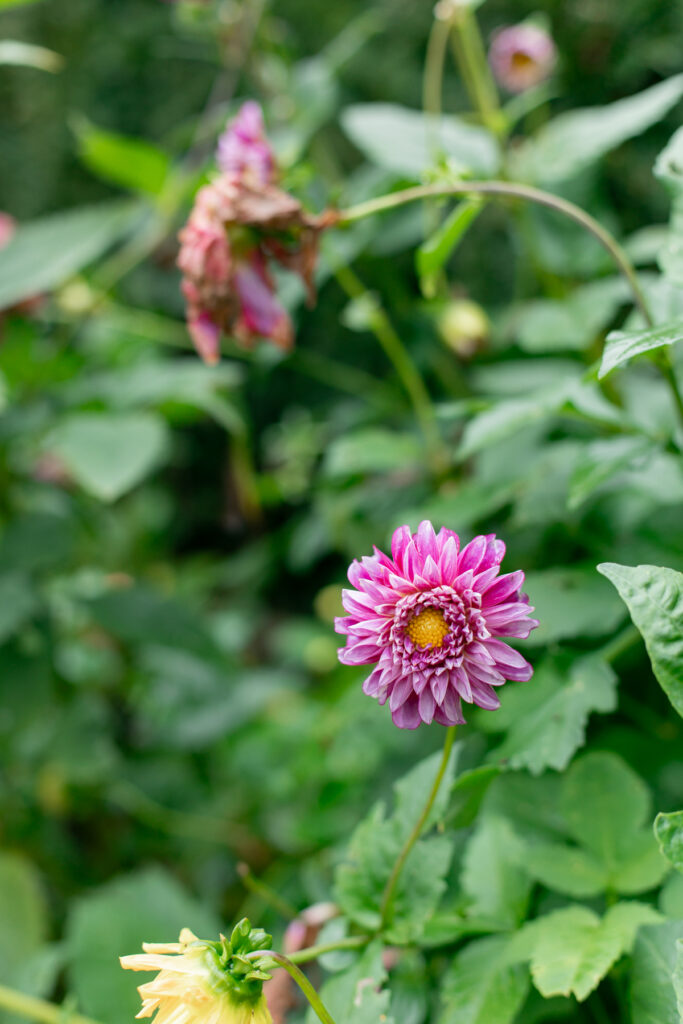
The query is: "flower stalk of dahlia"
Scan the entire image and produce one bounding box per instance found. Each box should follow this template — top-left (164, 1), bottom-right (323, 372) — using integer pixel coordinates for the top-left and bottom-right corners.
top-left (336, 521), bottom-right (538, 729)
top-left (488, 22), bottom-right (556, 94)
top-left (178, 101), bottom-right (333, 364)
top-left (121, 920), bottom-right (274, 1024)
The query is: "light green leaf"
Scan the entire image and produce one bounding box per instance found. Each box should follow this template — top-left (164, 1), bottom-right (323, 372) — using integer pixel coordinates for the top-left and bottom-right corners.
top-left (324, 429), bottom-right (422, 477)
top-left (0, 853), bottom-right (48, 987)
top-left (518, 74), bottom-right (683, 183)
top-left (489, 655), bottom-right (617, 775)
top-left (74, 119), bottom-right (171, 196)
top-left (305, 942), bottom-right (393, 1024)
top-left (660, 873), bottom-right (683, 918)
top-left (458, 382), bottom-right (573, 460)
top-left (524, 567), bottom-right (626, 645)
top-left (438, 935), bottom-right (530, 1024)
top-left (0, 201), bottom-right (140, 309)
top-left (49, 412), bottom-right (169, 502)
top-left (655, 812), bottom-right (683, 873)
top-left (568, 437), bottom-right (654, 509)
top-left (66, 867), bottom-right (222, 1024)
top-left (461, 816), bottom-right (531, 930)
top-left (341, 103), bottom-right (499, 178)
top-left (523, 902), bottom-right (662, 1002)
top-left (0, 571), bottom-right (38, 643)
top-left (654, 126), bottom-right (683, 287)
top-left (0, 40), bottom-right (62, 71)
top-left (416, 199), bottom-right (483, 298)
top-left (518, 840), bottom-right (608, 898)
top-left (674, 940), bottom-right (683, 1020)
top-left (631, 920), bottom-right (683, 1024)
top-left (599, 321), bottom-right (683, 378)
top-left (0, 0), bottom-right (42, 6)
top-left (514, 277), bottom-right (630, 354)
top-left (597, 562), bottom-right (683, 717)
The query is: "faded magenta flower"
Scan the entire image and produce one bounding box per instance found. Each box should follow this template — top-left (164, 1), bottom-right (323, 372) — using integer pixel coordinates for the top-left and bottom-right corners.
top-left (489, 23), bottom-right (556, 93)
top-left (177, 102), bottom-right (330, 362)
top-left (335, 521), bottom-right (538, 729)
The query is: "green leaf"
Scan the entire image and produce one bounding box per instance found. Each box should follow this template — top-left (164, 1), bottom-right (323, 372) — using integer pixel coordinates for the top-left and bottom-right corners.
top-left (446, 764), bottom-right (500, 829)
top-left (518, 840), bottom-right (608, 898)
top-left (0, 571), bottom-right (38, 643)
top-left (305, 942), bottom-right (393, 1024)
top-left (489, 655), bottom-right (617, 775)
top-left (324, 429), bottom-right (422, 477)
top-left (568, 437), bottom-right (654, 509)
top-left (461, 816), bottom-right (532, 930)
top-left (518, 74), bottom-right (683, 183)
top-left (0, 201), bottom-right (140, 309)
top-left (674, 940), bottom-right (683, 1020)
top-left (0, 512), bottom-right (75, 572)
top-left (597, 562), bottom-right (683, 717)
top-left (524, 567), bottom-right (626, 645)
top-left (522, 902), bottom-right (662, 1002)
top-left (655, 812), bottom-right (683, 873)
top-left (341, 103), bottom-right (499, 177)
top-left (458, 383), bottom-right (573, 460)
top-left (654, 126), bottom-right (683, 287)
top-left (416, 199), bottom-right (483, 298)
top-left (48, 411), bottom-right (169, 502)
top-left (87, 585), bottom-right (218, 658)
top-left (66, 867), bottom-right (222, 1024)
top-left (334, 748), bottom-right (457, 942)
top-left (0, 0), bottom-right (42, 6)
top-left (631, 920), bottom-right (683, 1024)
top-left (74, 119), bottom-right (171, 196)
top-left (438, 935), bottom-right (530, 1024)
top-left (599, 321), bottom-right (683, 378)
top-left (514, 277), bottom-right (630, 354)
top-left (0, 853), bottom-right (48, 987)
top-left (0, 40), bottom-right (62, 71)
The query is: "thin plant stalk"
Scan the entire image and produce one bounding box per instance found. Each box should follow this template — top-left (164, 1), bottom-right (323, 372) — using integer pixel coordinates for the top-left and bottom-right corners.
top-left (450, 5), bottom-right (502, 136)
top-left (287, 935), bottom-right (369, 964)
top-left (423, 9), bottom-right (455, 119)
top-left (0, 986), bottom-right (102, 1024)
top-left (249, 952), bottom-right (338, 1024)
top-left (378, 726), bottom-right (457, 928)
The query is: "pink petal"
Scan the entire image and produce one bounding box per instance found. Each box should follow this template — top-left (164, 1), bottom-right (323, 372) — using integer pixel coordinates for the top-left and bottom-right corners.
top-left (470, 681), bottom-right (501, 710)
top-left (418, 688), bottom-right (436, 724)
top-left (482, 570), bottom-right (525, 606)
top-left (392, 696), bottom-right (422, 730)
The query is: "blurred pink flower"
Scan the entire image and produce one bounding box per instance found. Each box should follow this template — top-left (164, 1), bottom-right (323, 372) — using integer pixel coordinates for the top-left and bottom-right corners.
top-left (489, 23), bottom-right (556, 93)
top-left (0, 212), bottom-right (16, 249)
top-left (335, 521), bottom-right (538, 729)
top-left (217, 101), bottom-right (275, 185)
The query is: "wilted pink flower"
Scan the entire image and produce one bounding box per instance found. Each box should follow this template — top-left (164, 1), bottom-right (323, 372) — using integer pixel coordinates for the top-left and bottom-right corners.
top-left (217, 101), bottom-right (275, 185)
top-left (489, 23), bottom-right (556, 93)
top-left (178, 102), bottom-right (332, 362)
top-left (335, 521), bottom-right (538, 730)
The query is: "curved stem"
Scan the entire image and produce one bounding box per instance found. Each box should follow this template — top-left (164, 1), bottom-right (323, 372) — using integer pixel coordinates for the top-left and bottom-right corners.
top-left (253, 952), bottom-right (337, 1024)
top-left (287, 935), bottom-right (369, 964)
top-left (0, 985), bottom-right (102, 1024)
top-left (338, 182), bottom-right (653, 327)
top-left (423, 11), bottom-right (454, 119)
top-left (378, 726), bottom-right (457, 929)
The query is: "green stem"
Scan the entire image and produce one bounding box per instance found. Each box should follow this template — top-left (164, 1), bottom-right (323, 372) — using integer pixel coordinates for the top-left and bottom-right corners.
top-left (0, 986), bottom-right (102, 1024)
top-left (287, 935), bottom-right (369, 964)
top-left (334, 265), bottom-right (444, 468)
top-left (452, 5), bottom-right (502, 136)
top-left (338, 181), bottom-right (653, 328)
top-left (599, 625), bottom-right (640, 664)
top-left (236, 863), bottom-right (299, 920)
top-left (423, 8), bottom-right (455, 118)
top-left (254, 953), bottom-right (337, 1024)
top-left (378, 726), bottom-right (457, 929)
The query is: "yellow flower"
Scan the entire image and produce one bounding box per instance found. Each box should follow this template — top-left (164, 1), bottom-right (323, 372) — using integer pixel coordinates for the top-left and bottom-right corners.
top-left (121, 927), bottom-right (273, 1024)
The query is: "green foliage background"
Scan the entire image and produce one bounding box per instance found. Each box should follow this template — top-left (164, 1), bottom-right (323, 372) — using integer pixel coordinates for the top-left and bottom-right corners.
top-left (1, 1), bottom-right (683, 1023)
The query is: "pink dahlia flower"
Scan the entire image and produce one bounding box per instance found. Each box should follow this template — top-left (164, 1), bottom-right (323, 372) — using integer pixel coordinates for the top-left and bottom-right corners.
top-left (335, 521), bottom-right (538, 729)
top-left (217, 101), bottom-right (275, 185)
top-left (489, 23), bottom-right (556, 93)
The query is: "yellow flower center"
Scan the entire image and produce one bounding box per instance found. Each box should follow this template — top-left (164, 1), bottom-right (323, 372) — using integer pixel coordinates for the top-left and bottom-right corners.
top-left (405, 608), bottom-right (449, 649)
top-left (511, 51), bottom-right (536, 72)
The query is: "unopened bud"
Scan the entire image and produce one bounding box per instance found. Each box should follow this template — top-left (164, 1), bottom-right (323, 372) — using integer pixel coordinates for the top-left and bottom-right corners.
top-left (437, 299), bottom-right (489, 359)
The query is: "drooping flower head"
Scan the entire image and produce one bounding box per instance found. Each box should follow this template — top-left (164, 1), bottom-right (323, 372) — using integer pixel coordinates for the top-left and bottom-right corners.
top-left (488, 23), bottom-right (556, 93)
top-left (121, 920), bottom-right (273, 1024)
top-left (335, 521), bottom-right (538, 729)
top-left (178, 102), bottom-right (331, 363)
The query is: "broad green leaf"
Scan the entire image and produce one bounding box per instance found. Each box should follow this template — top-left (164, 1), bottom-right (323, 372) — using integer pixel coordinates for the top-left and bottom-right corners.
top-left (457, 382), bottom-right (573, 460)
top-left (0, 571), bottom-right (38, 643)
top-left (655, 812), bottom-right (683, 873)
top-left (74, 119), bottom-right (171, 196)
top-left (438, 935), bottom-right (530, 1024)
top-left (305, 942), bottom-right (393, 1024)
top-left (324, 429), bottom-right (422, 477)
top-left (631, 920), bottom-right (683, 1024)
top-left (446, 764), bottom-right (500, 828)
top-left (66, 867), bottom-right (222, 1024)
top-left (524, 567), bottom-right (626, 645)
top-left (597, 562), bottom-right (683, 717)
top-left (655, 127), bottom-right (683, 287)
top-left (522, 902), bottom-right (662, 1001)
top-left (674, 940), bottom-right (683, 1019)
top-left (48, 411), bottom-right (169, 502)
top-left (0, 201), bottom-right (140, 309)
top-left (0, 41), bottom-right (62, 71)
top-left (489, 655), bottom-right (617, 775)
top-left (0, 853), bottom-right (48, 987)
top-left (461, 816), bottom-right (531, 930)
top-left (518, 74), bottom-right (683, 183)
top-left (569, 437), bottom-right (654, 509)
top-left (518, 840), bottom-right (608, 898)
top-left (660, 873), bottom-right (683, 918)
top-left (416, 199), bottom-right (483, 298)
top-left (87, 585), bottom-right (218, 658)
top-left (341, 103), bottom-right (499, 177)
top-left (599, 321), bottom-right (683, 378)
top-left (514, 277), bottom-right (630, 354)
top-left (0, 512), bottom-right (75, 572)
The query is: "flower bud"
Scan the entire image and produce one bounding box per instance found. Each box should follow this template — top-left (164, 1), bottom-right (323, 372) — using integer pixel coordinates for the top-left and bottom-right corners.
top-left (489, 22), bottom-right (556, 93)
top-left (437, 299), bottom-right (489, 359)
